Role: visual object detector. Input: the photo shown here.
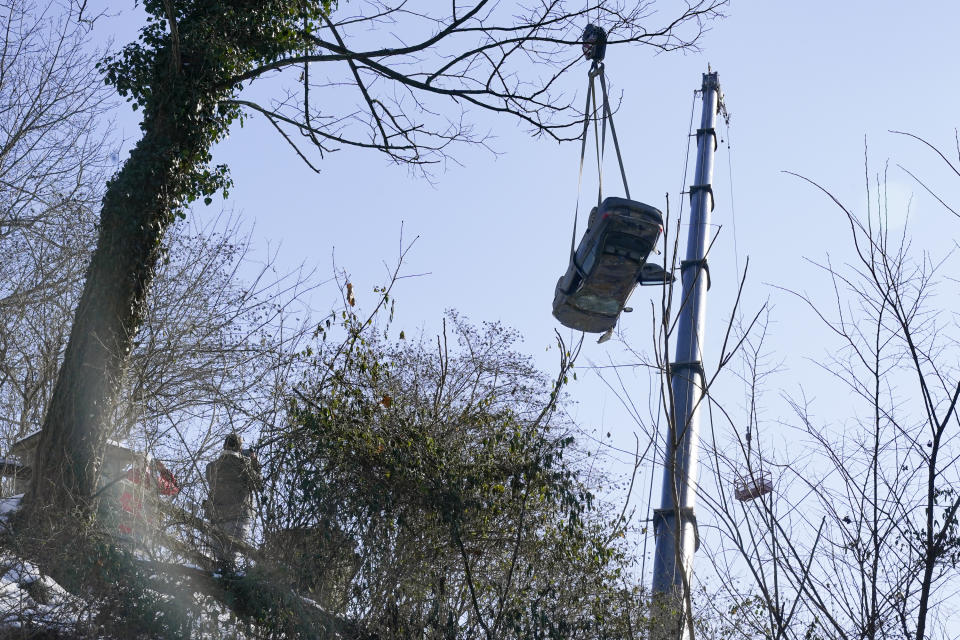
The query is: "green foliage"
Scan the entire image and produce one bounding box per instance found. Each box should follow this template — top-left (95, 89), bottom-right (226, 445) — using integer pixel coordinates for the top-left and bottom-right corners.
top-left (97, 0), bottom-right (335, 219)
top-left (259, 302), bottom-right (639, 638)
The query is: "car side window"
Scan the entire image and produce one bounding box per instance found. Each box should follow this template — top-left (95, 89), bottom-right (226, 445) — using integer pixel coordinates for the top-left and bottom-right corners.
top-left (581, 238), bottom-right (600, 274)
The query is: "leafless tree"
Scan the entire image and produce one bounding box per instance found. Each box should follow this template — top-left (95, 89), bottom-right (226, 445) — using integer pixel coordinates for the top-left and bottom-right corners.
top-left (697, 138), bottom-right (960, 640)
top-left (0, 0), bottom-right (111, 450)
top-left (119, 212), bottom-right (318, 502)
top-left (0, 0), bottom-right (110, 235)
top-left (231, 0), bottom-right (727, 170)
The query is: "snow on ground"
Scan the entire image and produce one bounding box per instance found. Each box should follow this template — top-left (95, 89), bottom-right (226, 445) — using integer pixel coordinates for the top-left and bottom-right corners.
top-left (0, 495), bottom-right (259, 638)
top-left (0, 495), bottom-right (20, 520)
top-left (0, 495), bottom-right (96, 634)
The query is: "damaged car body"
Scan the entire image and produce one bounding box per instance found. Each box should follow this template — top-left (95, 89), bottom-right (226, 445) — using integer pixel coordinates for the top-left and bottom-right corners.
top-left (553, 197), bottom-right (666, 333)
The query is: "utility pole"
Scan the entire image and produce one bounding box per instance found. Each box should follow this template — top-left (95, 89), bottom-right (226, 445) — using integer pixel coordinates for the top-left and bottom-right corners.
top-left (650, 70), bottom-right (722, 639)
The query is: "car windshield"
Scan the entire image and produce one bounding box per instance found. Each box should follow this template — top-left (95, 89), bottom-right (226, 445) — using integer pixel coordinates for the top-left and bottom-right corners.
top-left (571, 292), bottom-right (619, 316)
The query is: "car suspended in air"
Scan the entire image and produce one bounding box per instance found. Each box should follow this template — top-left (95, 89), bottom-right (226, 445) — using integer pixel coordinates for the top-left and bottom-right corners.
top-left (552, 197), bottom-right (668, 333)
top-left (551, 24), bottom-right (672, 336)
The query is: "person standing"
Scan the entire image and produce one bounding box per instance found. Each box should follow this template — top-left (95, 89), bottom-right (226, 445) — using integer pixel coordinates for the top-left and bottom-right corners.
top-left (205, 433), bottom-right (261, 570)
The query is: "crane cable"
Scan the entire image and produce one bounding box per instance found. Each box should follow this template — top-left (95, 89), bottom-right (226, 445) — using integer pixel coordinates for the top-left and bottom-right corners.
top-left (721, 107), bottom-right (740, 285)
top-left (569, 67), bottom-right (595, 262)
top-left (598, 67), bottom-right (631, 201)
top-left (569, 27), bottom-right (631, 265)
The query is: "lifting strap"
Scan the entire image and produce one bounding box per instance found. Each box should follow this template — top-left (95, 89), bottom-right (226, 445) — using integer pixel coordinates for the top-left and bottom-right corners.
top-left (569, 60), bottom-right (632, 263)
top-left (569, 69), bottom-right (596, 266)
top-left (598, 68), bottom-right (630, 201)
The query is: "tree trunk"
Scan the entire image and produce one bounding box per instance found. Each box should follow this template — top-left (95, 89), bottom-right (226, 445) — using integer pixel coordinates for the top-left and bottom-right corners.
top-left (19, 100), bottom-right (191, 553)
top-left (13, 0), bottom-right (236, 568)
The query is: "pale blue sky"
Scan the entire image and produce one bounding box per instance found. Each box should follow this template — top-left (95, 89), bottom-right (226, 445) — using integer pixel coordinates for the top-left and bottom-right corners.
top-left (90, 0), bottom-right (960, 592)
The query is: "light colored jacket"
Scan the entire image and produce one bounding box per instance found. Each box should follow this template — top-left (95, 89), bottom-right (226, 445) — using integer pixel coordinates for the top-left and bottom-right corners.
top-left (206, 450), bottom-right (261, 520)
